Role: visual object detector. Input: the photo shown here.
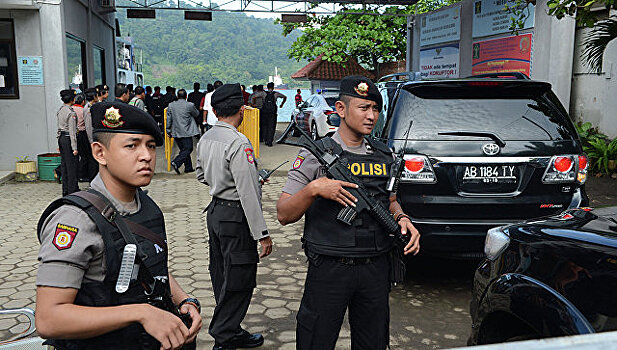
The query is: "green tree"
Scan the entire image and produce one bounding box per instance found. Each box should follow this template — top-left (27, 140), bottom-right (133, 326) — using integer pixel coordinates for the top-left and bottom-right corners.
top-left (279, 0), bottom-right (460, 76)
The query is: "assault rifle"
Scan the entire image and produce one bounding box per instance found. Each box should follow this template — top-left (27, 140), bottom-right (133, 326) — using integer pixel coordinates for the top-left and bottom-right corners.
top-left (276, 122), bottom-right (410, 249)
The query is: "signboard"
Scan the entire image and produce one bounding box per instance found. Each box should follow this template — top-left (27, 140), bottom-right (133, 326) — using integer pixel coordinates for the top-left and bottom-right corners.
top-left (420, 44), bottom-right (460, 79)
top-left (472, 34), bottom-right (533, 76)
top-left (18, 56), bottom-right (44, 85)
top-left (420, 6), bottom-right (461, 47)
top-left (472, 0), bottom-right (535, 38)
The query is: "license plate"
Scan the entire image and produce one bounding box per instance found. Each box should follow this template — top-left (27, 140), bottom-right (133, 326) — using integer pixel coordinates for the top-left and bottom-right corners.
top-left (462, 165), bottom-right (517, 184)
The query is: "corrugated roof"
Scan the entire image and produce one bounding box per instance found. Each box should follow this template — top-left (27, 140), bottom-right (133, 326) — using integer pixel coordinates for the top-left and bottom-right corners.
top-left (291, 55), bottom-right (374, 81)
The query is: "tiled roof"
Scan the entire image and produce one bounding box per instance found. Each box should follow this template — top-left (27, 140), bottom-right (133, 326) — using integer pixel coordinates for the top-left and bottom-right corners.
top-left (291, 55), bottom-right (375, 81)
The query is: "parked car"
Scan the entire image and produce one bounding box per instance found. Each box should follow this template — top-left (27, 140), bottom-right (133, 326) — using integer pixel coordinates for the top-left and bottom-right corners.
top-left (468, 206), bottom-right (617, 345)
top-left (291, 94), bottom-right (340, 140)
top-left (378, 73), bottom-right (589, 258)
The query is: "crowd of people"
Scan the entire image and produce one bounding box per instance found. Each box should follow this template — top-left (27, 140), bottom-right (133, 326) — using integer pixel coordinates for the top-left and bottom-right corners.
top-left (44, 76), bottom-right (421, 350)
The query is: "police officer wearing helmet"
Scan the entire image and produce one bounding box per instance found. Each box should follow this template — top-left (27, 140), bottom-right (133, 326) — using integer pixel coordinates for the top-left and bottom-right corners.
top-left (36, 102), bottom-right (203, 350)
top-left (276, 75), bottom-right (421, 349)
top-left (57, 89), bottom-right (80, 196)
top-left (195, 83), bottom-right (273, 350)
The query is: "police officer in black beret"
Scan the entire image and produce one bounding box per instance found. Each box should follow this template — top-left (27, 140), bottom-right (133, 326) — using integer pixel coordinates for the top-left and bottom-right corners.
top-left (57, 89), bottom-right (80, 196)
top-left (277, 75), bottom-right (421, 349)
top-left (196, 84), bottom-right (272, 350)
top-left (36, 101), bottom-right (202, 350)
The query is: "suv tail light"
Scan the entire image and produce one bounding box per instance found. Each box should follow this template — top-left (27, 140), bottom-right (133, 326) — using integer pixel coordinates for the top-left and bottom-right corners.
top-left (542, 154), bottom-right (588, 184)
top-left (401, 155), bottom-right (437, 183)
top-left (325, 111), bottom-right (340, 126)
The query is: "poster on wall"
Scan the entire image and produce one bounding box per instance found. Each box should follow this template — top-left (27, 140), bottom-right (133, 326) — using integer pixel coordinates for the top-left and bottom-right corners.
top-left (472, 0), bottom-right (535, 38)
top-left (17, 56), bottom-right (44, 85)
top-left (420, 44), bottom-right (460, 79)
top-left (471, 34), bottom-right (533, 76)
top-left (420, 6), bottom-right (461, 47)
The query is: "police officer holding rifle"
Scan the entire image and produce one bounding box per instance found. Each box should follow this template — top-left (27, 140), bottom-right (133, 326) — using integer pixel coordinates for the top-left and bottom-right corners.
top-left (276, 75), bottom-right (420, 350)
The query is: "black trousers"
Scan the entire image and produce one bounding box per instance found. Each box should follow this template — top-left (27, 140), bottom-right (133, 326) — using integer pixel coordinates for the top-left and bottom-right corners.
top-left (206, 198), bottom-right (259, 345)
top-left (262, 110), bottom-right (277, 145)
top-left (77, 132), bottom-right (98, 181)
top-left (172, 137), bottom-right (194, 171)
top-left (58, 135), bottom-right (80, 196)
top-left (296, 253), bottom-right (390, 350)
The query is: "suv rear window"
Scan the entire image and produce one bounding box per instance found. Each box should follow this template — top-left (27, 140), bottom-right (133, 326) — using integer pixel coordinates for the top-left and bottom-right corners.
top-left (386, 83), bottom-right (575, 142)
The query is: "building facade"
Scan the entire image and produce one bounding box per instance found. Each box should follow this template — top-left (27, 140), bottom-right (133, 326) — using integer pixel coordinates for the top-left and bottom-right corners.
top-left (0, 0), bottom-right (116, 170)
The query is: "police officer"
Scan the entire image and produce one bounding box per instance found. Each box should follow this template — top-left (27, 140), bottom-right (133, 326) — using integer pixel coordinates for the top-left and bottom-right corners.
top-left (195, 83), bottom-right (273, 350)
top-left (35, 101), bottom-right (203, 350)
top-left (276, 75), bottom-right (421, 350)
top-left (57, 89), bottom-right (80, 196)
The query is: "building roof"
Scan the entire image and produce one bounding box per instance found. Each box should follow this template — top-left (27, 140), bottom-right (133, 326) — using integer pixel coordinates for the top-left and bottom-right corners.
top-left (291, 55), bottom-right (375, 81)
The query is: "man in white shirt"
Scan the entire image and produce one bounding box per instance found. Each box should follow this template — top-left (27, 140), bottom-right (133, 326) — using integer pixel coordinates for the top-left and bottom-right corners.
top-left (202, 80), bottom-right (223, 131)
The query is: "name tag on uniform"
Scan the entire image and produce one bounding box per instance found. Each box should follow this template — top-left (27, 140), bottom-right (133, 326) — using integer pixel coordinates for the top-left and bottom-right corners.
top-left (347, 162), bottom-right (389, 177)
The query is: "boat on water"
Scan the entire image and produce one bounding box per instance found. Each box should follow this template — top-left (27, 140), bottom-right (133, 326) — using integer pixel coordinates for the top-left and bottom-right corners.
top-left (116, 36), bottom-right (144, 86)
top-left (269, 67), bottom-right (288, 90)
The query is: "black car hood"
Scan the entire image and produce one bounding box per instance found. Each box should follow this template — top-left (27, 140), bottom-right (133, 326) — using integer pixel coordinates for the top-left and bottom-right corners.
top-left (516, 207), bottom-right (617, 247)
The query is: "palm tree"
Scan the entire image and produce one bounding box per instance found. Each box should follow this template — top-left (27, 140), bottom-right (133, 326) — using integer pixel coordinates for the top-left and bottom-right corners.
top-left (581, 16), bottom-right (617, 73)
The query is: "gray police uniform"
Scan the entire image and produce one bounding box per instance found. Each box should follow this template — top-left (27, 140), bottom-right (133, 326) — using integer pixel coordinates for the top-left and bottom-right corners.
top-left (196, 120), bottom-right (269, 345)
top-left (57, 103), bottom-right (80, 196)
top-left (282, 130), bottom-right (395, 350)
top-left (80, 101), bottom-right (98, 181)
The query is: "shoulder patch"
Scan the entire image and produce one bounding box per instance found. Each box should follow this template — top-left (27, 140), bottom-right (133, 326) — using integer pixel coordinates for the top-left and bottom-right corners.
top-left (53, 223), bottom-right (79, 250)
top-left (293, 155), bottom-right (305, 169)
top-left (244, 148), bottom-right (255, 163)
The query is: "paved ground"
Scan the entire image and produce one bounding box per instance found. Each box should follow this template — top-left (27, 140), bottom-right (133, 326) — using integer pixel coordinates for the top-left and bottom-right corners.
top-left (0, 124), bottom-right (614, 349)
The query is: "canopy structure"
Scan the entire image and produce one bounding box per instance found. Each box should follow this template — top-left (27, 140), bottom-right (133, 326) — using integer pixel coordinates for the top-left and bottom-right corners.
top-left (116, 0), bottom-right (418, 15)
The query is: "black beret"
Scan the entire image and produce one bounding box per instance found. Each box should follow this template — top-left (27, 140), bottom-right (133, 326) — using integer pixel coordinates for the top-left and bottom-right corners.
top-left (91, 101), bottom-right (163, 146)
top-left (60, 89), bottom-right (76, 99)
top-left (211, 83), bottom-right (244, 109)
top-left (339, 75), bottom-right (382, 110)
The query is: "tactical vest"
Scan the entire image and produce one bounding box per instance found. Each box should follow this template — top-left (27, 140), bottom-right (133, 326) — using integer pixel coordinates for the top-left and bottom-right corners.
top-left (303, 137), bottom-right (395, 257)
top-left (37, 189), bottom-right (169, 350)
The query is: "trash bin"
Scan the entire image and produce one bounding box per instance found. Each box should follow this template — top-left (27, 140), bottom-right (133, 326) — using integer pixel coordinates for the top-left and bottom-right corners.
top-left (38, 153), bottom-right (61, 181)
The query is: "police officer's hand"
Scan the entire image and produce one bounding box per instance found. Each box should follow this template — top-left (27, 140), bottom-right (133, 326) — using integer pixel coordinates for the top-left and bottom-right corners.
top-left (399, 217), bottom-right (420, 256)
top-left (73, 150), bottom-right (78, 156)
top-left (310, 177), bottom-right (358, 208)
top-left (179, 303), bottom-right (202, 343)
top-left (140, 304), bottom-right (190, 350)
top-left (259, 236), bottom-right (273, 258)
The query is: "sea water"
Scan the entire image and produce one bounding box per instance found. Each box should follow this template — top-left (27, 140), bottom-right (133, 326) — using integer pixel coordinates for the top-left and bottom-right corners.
top-left (276, 89), bottom-right (311, 123)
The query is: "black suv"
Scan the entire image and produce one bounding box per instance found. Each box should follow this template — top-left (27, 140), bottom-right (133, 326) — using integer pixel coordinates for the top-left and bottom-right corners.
top-left (378, 74), bottom-right (589, 258)
top-left (469, 206), bottom-right (617, 345)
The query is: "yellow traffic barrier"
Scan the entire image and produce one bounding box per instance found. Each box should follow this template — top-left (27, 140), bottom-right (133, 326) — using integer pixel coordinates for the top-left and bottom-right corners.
top-left (239, 106), bottom-right (260, 158)
top-left (163, 108), bottom-right (174, 172)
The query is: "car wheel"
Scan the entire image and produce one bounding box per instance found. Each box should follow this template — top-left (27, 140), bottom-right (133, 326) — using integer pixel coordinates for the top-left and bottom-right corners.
top-left (311, 121), bottom-right (319, 141)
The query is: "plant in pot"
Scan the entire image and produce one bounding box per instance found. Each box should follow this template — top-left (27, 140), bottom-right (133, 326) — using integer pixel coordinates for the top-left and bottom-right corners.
top-left (586, 137), bottom-right (617, 176)
top-left (15, 156), bottom-right (37, 182)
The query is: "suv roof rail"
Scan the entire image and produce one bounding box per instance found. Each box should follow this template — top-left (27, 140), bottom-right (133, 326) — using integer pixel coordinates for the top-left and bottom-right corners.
top-left (377, 71), bottom-right (420, 83)
top-left (467, 72), bottom-right (530, 80)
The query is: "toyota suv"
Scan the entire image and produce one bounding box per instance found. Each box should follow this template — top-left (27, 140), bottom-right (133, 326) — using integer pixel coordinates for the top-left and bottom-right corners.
top-left (377, 74), bottom-right (589, 259)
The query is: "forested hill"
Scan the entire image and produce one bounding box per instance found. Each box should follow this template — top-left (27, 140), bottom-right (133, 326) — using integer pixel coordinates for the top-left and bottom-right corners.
top-left (116, 9), bottom-right (307, 89)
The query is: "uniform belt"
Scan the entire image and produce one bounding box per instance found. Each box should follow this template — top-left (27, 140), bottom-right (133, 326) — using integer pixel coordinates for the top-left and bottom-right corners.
top-left (212, 197), bottom-right (241, 208)
top-left (326, 256), bottom-right (374, 265)
top-left (59, 131), bottom-right (70, 136)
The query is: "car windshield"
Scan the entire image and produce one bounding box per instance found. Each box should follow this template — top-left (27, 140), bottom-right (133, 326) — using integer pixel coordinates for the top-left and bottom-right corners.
top-left (387, 87), bottom-right (574, 141)
top-left (324, 97), bottom-right (337, 108)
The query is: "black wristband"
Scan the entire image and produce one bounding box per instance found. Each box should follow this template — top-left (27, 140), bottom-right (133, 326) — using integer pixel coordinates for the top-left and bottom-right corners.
top-left (396, 213), bottom-right (411, 222)
top-left (178, 297), bottom-right (201, 314)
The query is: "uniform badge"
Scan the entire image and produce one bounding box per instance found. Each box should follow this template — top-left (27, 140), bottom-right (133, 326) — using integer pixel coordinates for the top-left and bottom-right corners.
top-left (354, 82), bottom-right (369, 97)
top-left (102, 107), bottom-right (124, 128)
top-left (293, 155), bottom-right (305, 169)
top-left (245, 148), bottom-right (255, 163)
top-left (53, 223), bottom-right (79, 250)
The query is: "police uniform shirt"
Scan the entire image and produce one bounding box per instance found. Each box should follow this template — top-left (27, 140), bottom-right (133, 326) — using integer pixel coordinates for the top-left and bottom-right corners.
top-left (196, 120), bottom-right (268, 241)
top-left (36, 174), bottom-right (140, 289)
top-left (282, 131), bottom-right (373, 195)
top-left (57, 104), bottom-right (78, 151)
top-left (83, 102), bottom-right (94, 143)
